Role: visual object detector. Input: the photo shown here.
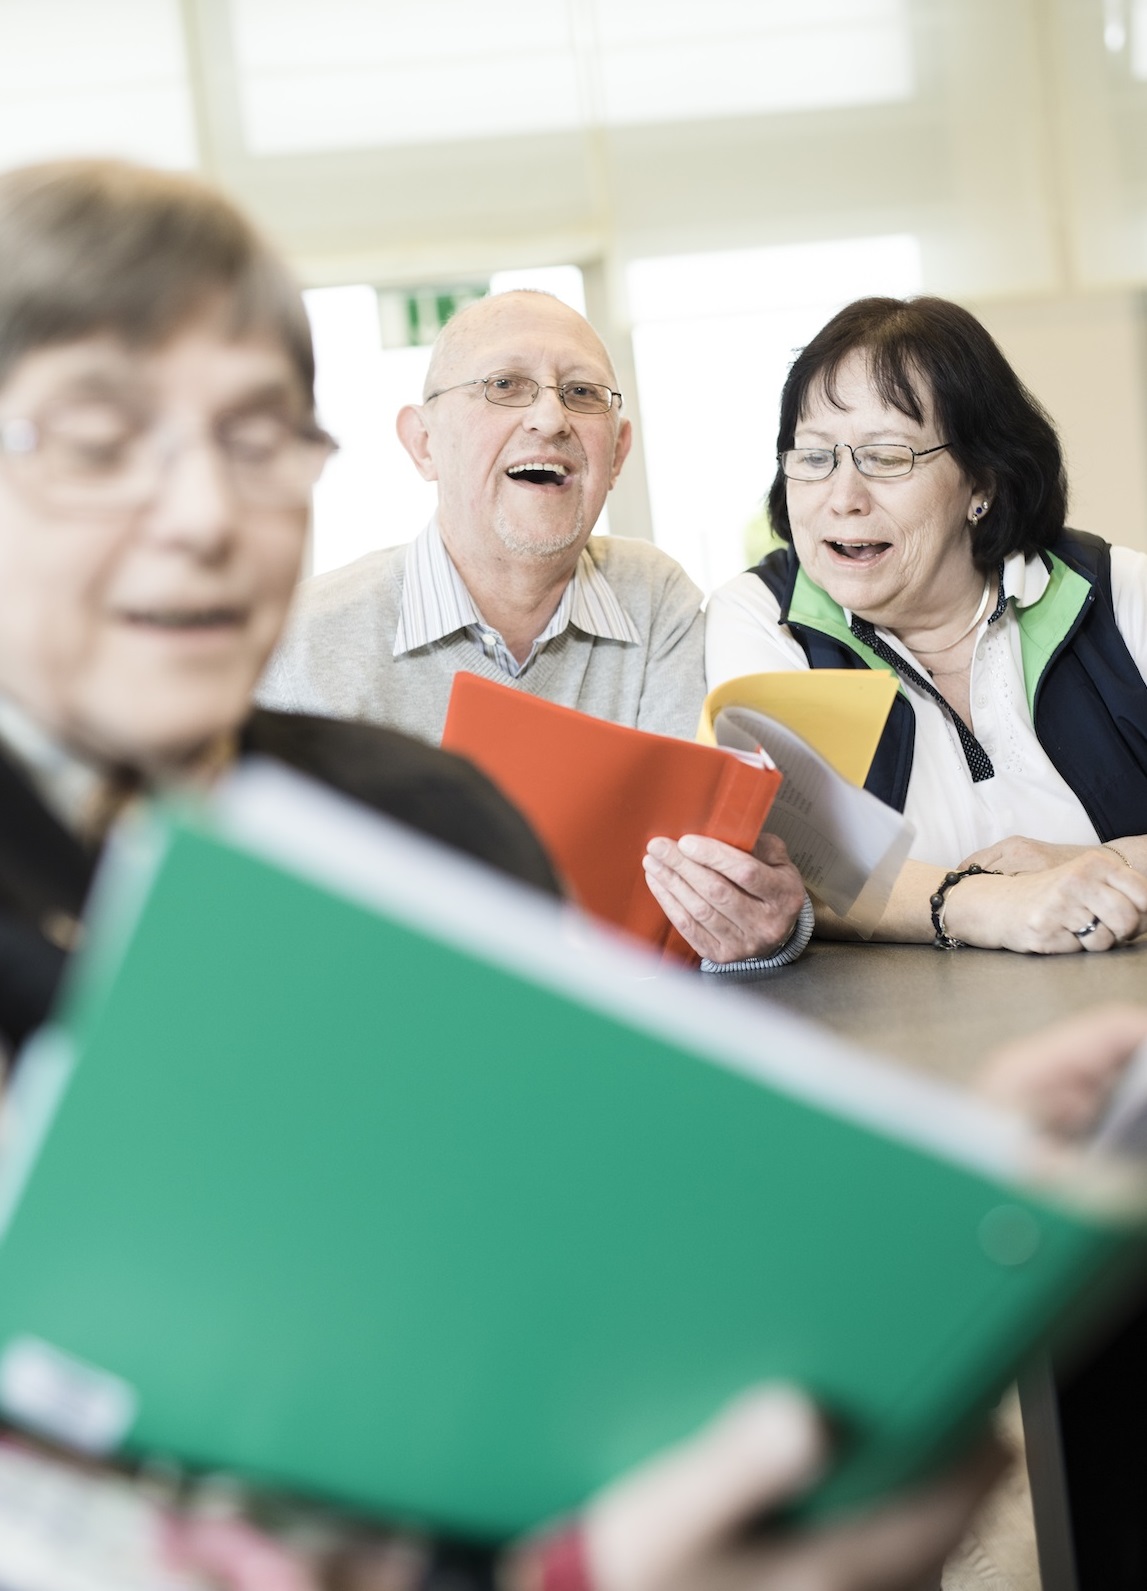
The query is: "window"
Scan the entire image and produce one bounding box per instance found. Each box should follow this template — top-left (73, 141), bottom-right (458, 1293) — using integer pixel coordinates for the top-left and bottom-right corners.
top-left (627, 235), bottom-right (922, 591)
top-left (233, 0), bottom-right (912, 156)
top-left (0, 0), bottom-right (195, 171)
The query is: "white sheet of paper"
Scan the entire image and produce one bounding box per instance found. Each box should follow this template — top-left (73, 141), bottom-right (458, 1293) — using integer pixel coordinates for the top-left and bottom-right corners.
top-left (714, 706), bottom-right (915, 931)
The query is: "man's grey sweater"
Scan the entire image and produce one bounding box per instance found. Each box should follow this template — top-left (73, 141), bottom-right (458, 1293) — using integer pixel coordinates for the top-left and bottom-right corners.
top-left (260, 535), bottom-right (707, 745)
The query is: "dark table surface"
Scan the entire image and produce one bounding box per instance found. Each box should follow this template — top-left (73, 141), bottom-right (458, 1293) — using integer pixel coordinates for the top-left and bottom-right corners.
top-left (735, 937), bottom-right (1147, 1087)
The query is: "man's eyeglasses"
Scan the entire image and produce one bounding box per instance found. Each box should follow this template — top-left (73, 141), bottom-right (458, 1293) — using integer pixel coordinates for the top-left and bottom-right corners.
top-left (424, 373), bottom-right (623, 415)
top-left (0, 403), bottom-right (338, 512)
top-left (779, 442), bottom-right (951, 481)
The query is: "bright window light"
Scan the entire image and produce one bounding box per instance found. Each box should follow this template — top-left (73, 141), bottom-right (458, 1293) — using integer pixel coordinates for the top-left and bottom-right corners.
top-left (234, 0), bottom-right (581, 155)
top-left (233, 0), bottom-right (912, 156)
top-left (306, 286), bottom-right (437, 578)
top-left (598, 0), bottom-right (913, 124)
top-left (628, 235), bottom-right (923, 593)
top-left (0, 0), bottom-right (195, 170)
top-left (233, 0), bottom-right (571, 73)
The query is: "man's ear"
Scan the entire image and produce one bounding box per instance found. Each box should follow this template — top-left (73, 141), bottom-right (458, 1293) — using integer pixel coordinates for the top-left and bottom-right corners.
top-left (396, 405), bottom-right (439, 482)
top-left (609, 417), bottom-right (634, 489)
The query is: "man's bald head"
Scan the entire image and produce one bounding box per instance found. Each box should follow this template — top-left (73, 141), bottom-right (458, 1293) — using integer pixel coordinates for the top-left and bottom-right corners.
top-left (423, 290), bottom-right (619, 399)
top-left (397, 286), bottom-right (632, 574)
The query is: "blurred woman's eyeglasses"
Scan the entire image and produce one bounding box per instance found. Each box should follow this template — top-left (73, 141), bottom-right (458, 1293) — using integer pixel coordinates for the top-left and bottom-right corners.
top-left (0, 402), bottom-right (338, 514)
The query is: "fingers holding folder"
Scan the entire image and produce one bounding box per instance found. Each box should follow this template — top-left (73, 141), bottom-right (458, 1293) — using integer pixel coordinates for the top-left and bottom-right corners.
top-left (642, 833), bottom-right (806, 964)
top-left (515, 1388), bottom-right (1005, 1591)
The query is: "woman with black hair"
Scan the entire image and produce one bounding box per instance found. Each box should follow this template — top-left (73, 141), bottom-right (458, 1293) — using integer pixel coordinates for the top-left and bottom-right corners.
top-left (707, 295), bottom-right (1147, 955)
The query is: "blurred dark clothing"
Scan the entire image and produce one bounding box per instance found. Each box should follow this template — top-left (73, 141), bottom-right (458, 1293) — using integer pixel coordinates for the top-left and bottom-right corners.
top-left (0, 706), bottom-right (562, 1063)
top-left (1057, 1278), bottom-right (1147, 1589)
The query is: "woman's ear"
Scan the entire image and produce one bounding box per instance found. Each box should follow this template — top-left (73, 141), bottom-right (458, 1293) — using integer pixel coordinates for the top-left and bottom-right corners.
top-left (967, 476), bottom-right (996, 524)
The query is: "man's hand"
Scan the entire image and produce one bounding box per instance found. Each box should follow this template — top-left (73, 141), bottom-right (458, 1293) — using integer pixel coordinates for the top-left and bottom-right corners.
top-left (979, 1004), bottom-right (1147, 1136)
top-left (642, 833), bottom-right (806, 964)
top-left (513, 1386), bottom-right (1005, 1591)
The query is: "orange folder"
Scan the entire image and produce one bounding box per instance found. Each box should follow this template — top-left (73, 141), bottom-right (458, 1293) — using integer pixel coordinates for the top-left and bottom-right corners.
top-left (442, 673), bottom-right (782, 964)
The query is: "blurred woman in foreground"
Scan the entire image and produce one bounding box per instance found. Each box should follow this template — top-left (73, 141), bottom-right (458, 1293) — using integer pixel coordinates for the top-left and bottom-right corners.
top-left (0, 161), bottom-right (1003, 1591)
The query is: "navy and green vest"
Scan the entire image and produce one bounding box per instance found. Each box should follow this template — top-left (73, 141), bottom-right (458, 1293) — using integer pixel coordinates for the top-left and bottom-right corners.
top-left (751, 529), bottom-right (1147, 841)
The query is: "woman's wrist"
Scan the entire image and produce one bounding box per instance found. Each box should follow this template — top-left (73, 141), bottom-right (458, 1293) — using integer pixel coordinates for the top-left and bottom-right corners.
top-left (1102, 838), bottom-right (1147, 874)
top-left (929, 865), bottom-right (1001, 949)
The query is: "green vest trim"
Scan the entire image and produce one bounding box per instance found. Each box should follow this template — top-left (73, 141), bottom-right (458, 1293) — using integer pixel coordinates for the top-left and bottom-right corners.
top-left (788, 557), bottom-right (1092, 720)
top-left (786, 566), bottom-right (902, 685)
top-left (1016, 554), bottom-right (1092, 721)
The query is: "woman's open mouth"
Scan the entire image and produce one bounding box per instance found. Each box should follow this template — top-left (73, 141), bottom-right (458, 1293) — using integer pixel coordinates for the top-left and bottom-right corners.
top-left (122, 607), bottom-right (243, 628)
top-left (115, 607), bottom-right (248, 646)
top-left (827, 540), bottom-right (891, 564)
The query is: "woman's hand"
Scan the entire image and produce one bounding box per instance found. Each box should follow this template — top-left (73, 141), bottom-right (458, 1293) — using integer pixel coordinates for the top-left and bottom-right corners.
top-left (960, 836), bottom-right (1147, 878)
top-left (978, 1004), bottom-right (1147, 1135)
top-left (943, 850), bottom-right (1147, 954)
top-left (511, 1387), bottom-right (1005, 1591)
top-left (959, 837), bottom-right (1091, 874)
top-left (642, 833), bottom-right (806, 964)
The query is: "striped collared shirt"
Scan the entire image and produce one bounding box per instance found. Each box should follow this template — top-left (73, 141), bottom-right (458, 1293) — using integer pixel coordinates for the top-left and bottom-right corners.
top-left (393, 519), bottom-right (641, 679)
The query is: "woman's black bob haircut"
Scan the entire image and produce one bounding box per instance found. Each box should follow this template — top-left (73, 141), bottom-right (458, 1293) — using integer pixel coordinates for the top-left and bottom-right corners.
top-left (766, 296), bottom-right (1067, 571)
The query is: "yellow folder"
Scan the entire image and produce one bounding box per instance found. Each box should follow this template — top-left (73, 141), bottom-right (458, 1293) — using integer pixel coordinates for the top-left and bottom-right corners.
top-left (698, 670), bottom-right (900, 787)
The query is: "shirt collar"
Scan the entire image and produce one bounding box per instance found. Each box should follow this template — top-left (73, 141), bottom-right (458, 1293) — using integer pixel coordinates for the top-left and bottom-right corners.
top-left (394, 517), bottom-right (641, 656)
top-left (0, 693), bottom-right (107, 836)
top-left (0, 694), bottom-right (237, 842)
top-left (1006, 549), bottom-right (1051, 609)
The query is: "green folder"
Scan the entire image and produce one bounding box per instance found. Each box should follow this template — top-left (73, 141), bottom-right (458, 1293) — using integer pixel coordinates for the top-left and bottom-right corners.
top-left (0, 761), bottom-right (1142, 1541)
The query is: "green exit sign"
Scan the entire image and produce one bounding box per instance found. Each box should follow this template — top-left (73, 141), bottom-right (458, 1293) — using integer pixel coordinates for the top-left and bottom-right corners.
top-left (377, 284), bottom-right (489, 348)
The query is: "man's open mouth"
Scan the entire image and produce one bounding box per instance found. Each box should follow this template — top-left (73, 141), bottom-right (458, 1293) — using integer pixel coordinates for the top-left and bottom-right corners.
top-left (828, 540), bottom-right (890, 563)
top-left (506, 462), bottom-right (572, 487)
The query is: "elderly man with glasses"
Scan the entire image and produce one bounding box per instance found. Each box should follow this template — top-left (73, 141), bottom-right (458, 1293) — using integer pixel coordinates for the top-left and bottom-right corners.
top-left (262, 290), bottom-right (811, 970)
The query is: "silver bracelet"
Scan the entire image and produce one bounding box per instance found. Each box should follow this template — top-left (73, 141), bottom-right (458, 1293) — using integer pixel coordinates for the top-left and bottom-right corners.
top-left (700, 893), bottom-right (815, 977)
